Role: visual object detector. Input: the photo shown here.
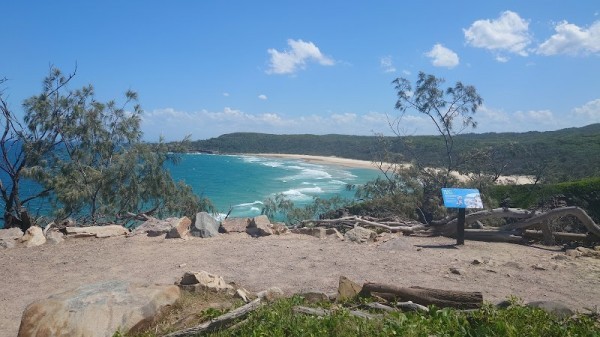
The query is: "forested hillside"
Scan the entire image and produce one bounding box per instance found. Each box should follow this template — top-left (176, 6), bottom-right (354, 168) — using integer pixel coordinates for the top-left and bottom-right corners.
top-left (190, 123), bottom-right (600, 180)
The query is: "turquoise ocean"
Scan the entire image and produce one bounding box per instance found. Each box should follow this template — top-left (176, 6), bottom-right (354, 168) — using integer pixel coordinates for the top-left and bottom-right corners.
top-left (0, 154), bottom-right (381, 227)
top-left (170, 154), bottom-right (381, 219)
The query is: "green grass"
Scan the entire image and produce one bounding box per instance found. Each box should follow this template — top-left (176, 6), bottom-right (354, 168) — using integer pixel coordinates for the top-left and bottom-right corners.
top-left (124, 294), bottom-right (600, 337)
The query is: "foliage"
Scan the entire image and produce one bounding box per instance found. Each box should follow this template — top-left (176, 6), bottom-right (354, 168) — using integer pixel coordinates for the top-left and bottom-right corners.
top-left (190, 124), bottom-right (600, 181)
top-left (262, 194), bottom-right (351, 225)
top-left (1, 68), bottom-right (211, 227)
top-left (490, 177), bottom-right (600, 223)
top-left (123, 295), bottom-right (600, 337)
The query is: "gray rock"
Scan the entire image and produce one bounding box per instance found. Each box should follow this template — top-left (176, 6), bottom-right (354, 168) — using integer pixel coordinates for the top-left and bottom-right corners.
top-left (221, 218), bottom-right (249, 233)
top-left (300, 291), bottom-right (330, 303)
top-left (449, 267), bottom-right (463, 275)
top-left (190, 212), bottom-right (220, 238)
top-left (271, 222), bottom-right (289, 235)
top-left (247, 215), bottom-right (273, 237)
top-left (45, 230), bottom-right (65, 245)
top-left (18, 280), bottom-right (180, 337)
top-left (257, 287), bottom-right (284, 302)
top-left (177, 271), bottom-right (234, 293)
top-left (65, 225), bottom-right (128, 238)
top-left (526, 301), bottom-right (574, 319)
top-left (337, 276), bottom-right (362, 301)
top-left (344, 226), bottom-right (377, 243)
top-left (0, 227), bottom-right (23, 249)
top-left (166, 217), bottom-right (191, 239)
top-left (132, 218), bottom-right (176, 237)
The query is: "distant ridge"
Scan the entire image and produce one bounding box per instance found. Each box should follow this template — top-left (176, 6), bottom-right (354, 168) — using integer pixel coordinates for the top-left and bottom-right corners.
top-left (191, 123), bottom-right (600, 179)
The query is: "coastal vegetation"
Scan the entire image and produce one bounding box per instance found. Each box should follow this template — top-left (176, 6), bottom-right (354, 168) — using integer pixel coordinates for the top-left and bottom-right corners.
top-left (191, 124), bottom-right (600, 182)
top-left (0, 68), bottom-right (210, 230)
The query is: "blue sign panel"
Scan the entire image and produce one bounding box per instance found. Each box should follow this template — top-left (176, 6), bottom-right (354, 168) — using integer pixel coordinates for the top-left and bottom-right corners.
top-left (441, 188), bottom-right (483, 209)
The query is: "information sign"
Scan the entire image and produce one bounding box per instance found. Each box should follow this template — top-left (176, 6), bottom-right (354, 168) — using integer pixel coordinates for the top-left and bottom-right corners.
top-left (441, 188), bottom-right (483, 209)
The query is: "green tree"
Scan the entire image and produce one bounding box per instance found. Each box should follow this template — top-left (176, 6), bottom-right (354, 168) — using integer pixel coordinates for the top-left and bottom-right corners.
top-left (364, 72), bottom-right (483, 223)
top-left (1, 68), bottom-right (211, 228)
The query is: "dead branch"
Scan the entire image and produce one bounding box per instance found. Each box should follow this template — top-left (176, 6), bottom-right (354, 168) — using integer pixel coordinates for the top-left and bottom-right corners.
top-left (360, 283), bottom-right (483, 309)
top-left (165, 298), bottom-right (262, 337)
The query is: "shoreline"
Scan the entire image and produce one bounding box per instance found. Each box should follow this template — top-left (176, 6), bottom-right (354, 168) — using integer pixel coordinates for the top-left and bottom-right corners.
top-left (248, 153), bottom-right (534, 185)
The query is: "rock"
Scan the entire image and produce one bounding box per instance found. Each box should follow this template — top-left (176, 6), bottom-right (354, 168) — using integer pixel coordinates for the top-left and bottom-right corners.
top-left (257, 287), bottom-right (284, 302)
top-left (190, 212), bottom-right (220, 238)
top-left (17, 280), bottom-right (180, 337)
top-left (565, 249), bottom-right (582, 258)
top-left (575, 246), bottom-right (600, 258)
top-left (235, 288), bottom-right (253, 303)
top-left (471, 259), bottom-right (483, 265)
top-left (337, 276), bottom-right (362, 301)
top-left (177, 271), bottom-right (234, 293)
top-left (221, 218), bottom-right (249, 233)
top-left (532, 264), bottom-right (547, 271)
top-left (166, 217), bottom-right (192, 239)
top-left (326, 228), bottom-right (345, 240)
top-left (20, 226), bottom-right (46, 247)
top-left (0, 227), bottom-right (23, 249)
top-left (45, 230), bottom-right (65, 245)
top-left (449, 267), bottom-right (463, 275)
top-left (552, 254), bottom-right (568, 260)
top-left (65, 225), bottom-right (128, 238)
top-left (300, 291), bottom-right (330, 304)
top-left (291, 227), bottom-right (326, 239)
top-left (526, 301), bottom-right (574, 319)
top-left (503, 261), bottom-right (523, 270)
top-left (246, 215), bottom-right (273, 237)
top-left (344, 226), bottom-right (377, 243)
top-left (132, 218), bottom-right (175, 237)
top-left (271, 222), bottom-right (288, 235)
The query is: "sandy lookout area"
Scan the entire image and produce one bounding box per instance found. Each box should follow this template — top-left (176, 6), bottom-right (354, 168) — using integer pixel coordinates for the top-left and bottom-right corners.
top-left (253, 153), bottom-right (534, 185)
top-left (2, 233), bottom-right (600, 335)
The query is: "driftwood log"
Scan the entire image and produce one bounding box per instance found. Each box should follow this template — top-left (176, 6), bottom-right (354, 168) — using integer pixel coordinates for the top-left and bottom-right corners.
top-left (165, 298), bottom-right (262, 337)
top-left (359, 283), bottom-right (483, 309)
top-left (300, 206), bottom-right (599, 245)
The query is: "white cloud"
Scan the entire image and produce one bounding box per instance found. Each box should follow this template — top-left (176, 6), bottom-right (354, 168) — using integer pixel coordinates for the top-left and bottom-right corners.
top-left (222, 92), bottom-right (230, 97)
top-left (537, 20), bottom-right (600, 56)
top-left (464, 11), bottom-right (531, 57)
top-left (266, 39), bottom-right (335, 75)
top-left (495, 55), bottom-right (509, 63)
top-left (425, 44), bottom-right (459, 68)
top-left (331, 113), bottom-right (357, 124)
top-left (258, 94), bottom-right (268, 100)
top-left (572, 98), bottom-right (600, 120)
top-left (380, 56), bottom-right (396, 73)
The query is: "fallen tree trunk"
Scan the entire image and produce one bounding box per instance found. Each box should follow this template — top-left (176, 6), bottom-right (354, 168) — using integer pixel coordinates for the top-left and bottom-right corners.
top-left (165, 298), bottom-right (262, 337)
top-left (302, 216), bottom-right (427, 234)
top-left (501, 206), bottom-right (600, 238)
top-left (359, 283), bottom-right (483, 309)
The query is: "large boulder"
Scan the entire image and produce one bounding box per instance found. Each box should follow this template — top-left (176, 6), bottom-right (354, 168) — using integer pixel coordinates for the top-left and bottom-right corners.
top-left (131, 218), bottom-right (176, 237)
top-left (190, 212), bottom-right (220, 238)
top-left (18, 280), bottom-right (180, 337)
top-left (176, 271), bottom-right (234, 293)
top-left (246, 215), bottom-right (273, 237)
top-left (65, 225), bottom-right (128, 238)
top-left (0, 227), bottom-right (23, 249)
top-left (166, 217), bottom-right (191, 239)
top-left (344, 226), bottom-right (377, 243)
top-left (20, 226), bottom-right (46, 247)
top-left (221, 218), bottom-right (249, 233)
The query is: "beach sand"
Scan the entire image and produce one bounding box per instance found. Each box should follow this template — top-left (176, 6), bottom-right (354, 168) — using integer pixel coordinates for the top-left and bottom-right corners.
top-left (253, 153), bottom-right (534, 185)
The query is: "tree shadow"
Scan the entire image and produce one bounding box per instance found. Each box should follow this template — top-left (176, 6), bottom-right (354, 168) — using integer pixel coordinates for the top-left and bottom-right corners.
top-left (414, 244), bottom-right (460, 249)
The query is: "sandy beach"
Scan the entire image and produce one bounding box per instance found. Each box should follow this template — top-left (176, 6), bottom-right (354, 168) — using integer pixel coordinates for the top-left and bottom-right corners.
top-left (252, 153), bottom-right (534, 185)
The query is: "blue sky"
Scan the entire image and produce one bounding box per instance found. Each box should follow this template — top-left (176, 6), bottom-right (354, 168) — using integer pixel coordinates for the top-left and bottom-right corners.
top-left (2, 1), bottom-right (600, 141)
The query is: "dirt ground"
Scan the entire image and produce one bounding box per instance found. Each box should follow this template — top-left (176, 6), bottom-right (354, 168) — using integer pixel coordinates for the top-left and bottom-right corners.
top-left (2, 232), bottom-right (600, 336)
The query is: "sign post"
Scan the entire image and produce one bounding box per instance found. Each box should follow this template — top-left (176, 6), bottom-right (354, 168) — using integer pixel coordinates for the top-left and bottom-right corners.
top-left (441, 188), bottom-right (483, 245)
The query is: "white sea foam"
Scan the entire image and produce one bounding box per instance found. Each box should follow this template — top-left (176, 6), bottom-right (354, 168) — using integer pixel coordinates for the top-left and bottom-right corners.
top-left (232, 200), bottom-right (264, 208)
